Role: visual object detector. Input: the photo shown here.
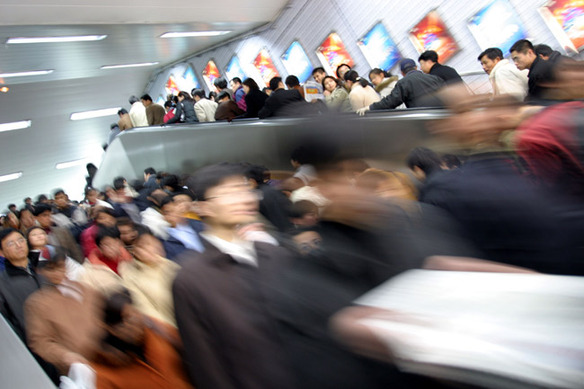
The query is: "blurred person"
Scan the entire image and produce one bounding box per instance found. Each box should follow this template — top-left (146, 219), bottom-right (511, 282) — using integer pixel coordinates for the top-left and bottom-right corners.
top-left (23, 197), bottom-right (35, 213)
top-left (322, 76), bottom-right (352, 112)
top-left (478, 47), bottom-right (528, 100)
top-left (116, 217), bottom-right (140, 253)
top-left (8, 203), bottom-right (20, 218)
top-left (285, 75), bottom-right (305, 99)
top-left (87, 226), bottom-right (132, 275)
top-left (128, 95), bottom-right (148, 127)
top-left (289, 226), bottom-right (322, 256)
top-left (33, 203), bottom-right (84, 263)
top-left (107, 123), bottom-right (120, 146)
top-left (357, 59), bottom-right (445, 115)
top-left (214, 91), bottom-right (244, 121)
top-left (441, 154), bottom-right (463, 170)
top-left (336, 63), bottom-right (352, 81)
top-left (167, 91), bottom-right (198, 124)
top-left (208, 91), bottom-right (217, 101)
top-left (192, 88), bottom-right (218, 122)
top-left (213, 77), bottom-right (233, 99)
top-left (141, 94), bottom-right (165, 126)
top-left (280, 145), bottom-right (319, 192)
top-left (85, 163), bottom-right (98, 192)
top-left (109, 177), bottom-right (141, 223)
top-left (140, 189), bottom-right (172, 240)
top-left (242, 77), bottom-right (268, 118)
top-left (80, 207), bottom-right (117, 258)
top-left (312, 66), bottom-right (328, 84)
top-left (163, 100), bottom-right (176, 123)
top-left (18, 207), bottom-right (36, 232)
top-left (418, 50), bottom-right (463, 84)
top-left (369, 68), bottom-right (398, 98)
top-left (289, 200), bottom-right (319, 228)
top-left (117, 108), bottom-right (134, 131)
top-left (173, 163), bottom-right (296, 389)
top-left (510, 39), bottom-right (556, 102)
top-left (258, 76), bottom-right (306, 119)
top-left (160, 174), bottom-right (182, 193)
top-left (160, 196), bottom-right (204, 261)
top-left (534, 43), bottom-right (572, 64)
top-left (343, 70), bottom-right (381, 111)
top-left (230, 77), bottom-right (247, 111)
top-left (356, 169), bottom-right (417, 202)
top-left (143, 167), bottom-right (158, 190)
top-left (52, 188), bottom-right (88, 229)
top-left (406, 147), bottom-right (443, 183)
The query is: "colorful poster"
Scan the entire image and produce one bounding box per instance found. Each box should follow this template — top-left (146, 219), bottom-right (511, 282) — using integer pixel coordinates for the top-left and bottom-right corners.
top-left (539, 0), bottom-right (584, 52)
top-left (252, 49), bottom-right (280, 86)
top-left (409, 10), bottom-right (459, 63)
top-left (225, 56), bottom-right (248, 82)
top-left (316, 32), bottom-right (355, 76)
top-left (468, 0), bottom-right (528, 56)
top-left (180, 65), bottom-right (200, 91)
top-left (281, 41), bottom-right (313, 83)
top-left (164, 74), bottom-right (180, 96)
top-left (156, 95), bottom-right (166, 106)
top-left (202, 60), bottom-right (221, 91)
top-left (358, 23), bottom-right (402, 71)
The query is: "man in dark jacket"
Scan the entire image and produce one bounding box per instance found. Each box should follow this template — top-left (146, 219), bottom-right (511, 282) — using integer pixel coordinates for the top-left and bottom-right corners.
top-left (258, 77), bottom-right (307, 118)
top-left (418, 50), bottom-right (463, 84)
top-left (357, 59), bottom-right (444, 115)
top-left (214, 91), bottom-right (244, 121)
top-left (510, 39), bottom-right (556, 103)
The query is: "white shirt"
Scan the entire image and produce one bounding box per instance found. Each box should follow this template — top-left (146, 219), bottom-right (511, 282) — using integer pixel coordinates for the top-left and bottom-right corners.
top-left (200, 232), bottom-right (257, 267)
top-left (489, 59), bottom-right (528, 100)
top-left (129, 101), bottom-right (149, 127)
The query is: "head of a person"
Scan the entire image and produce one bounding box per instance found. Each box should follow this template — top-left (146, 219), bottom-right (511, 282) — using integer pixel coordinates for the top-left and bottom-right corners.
top-left (103, 290), bottom-right (145, 347)
top-left (94, 207), bottom-right (117, 227)
top-left (53, 189), bottom-right (68, 209)
top-left (230, 77), bottom-right (242, 90)
top-left (216, 91), bottom-right (231, 103)
top-left (24, 197), bottom-right (32, 205)
top-left (186, 163), bottom-right (259, 228)
top-left (161, 174), bottom-right (181, 193)
top-left (19, 208), bottom-right (36, 230)
top-left (312, 67), bottom-right (327, 84)
top-left (477, 47), bottom-right (504, 75)
top-left (336, 64), bottom-right (352, 80)
top-left (441, 154), bottom-right (462, 170)
top-left (290, 145), bottom-right (311, 169)
top-left (213, 78), bottom-right (228, 92)
top-left (534, 44), bottom-right (554, 60)
top-left (178, 91), bottom-right (191, 102)
top-left (269, 76), bottom-right (284, 92)
top-left (343, 70), bottom-right (360, 88)
top-left (418, 50), bottom-right (439, 73)
top-left (322, 76), bottom-right (339, 93)
top-left (113, 177), bottom-right (126, 194)
top-left (243, 164), bottom-right (268, 187)
top-left (143, 167), bottom-right (156, 182)
top-left (117, 108), bottom-right (128, 118)
top-left (140, 94), bottom-right (153, 107)
top-left (116, 217), bottom-right (139, 247)
top-left (133, 230), bottom-right (165, 265)
top-left (510, 39), bottom-right (536, 71)
top-left (36, 194), bottom-right (49, 204)
top-left (172, 191), bottom-right (194, 215)
top-left (8, 204), bottom-right (17, 213)
top-left (36, 247), bottom-right (67, 285)
top-left (290, 227), bottom-right (322, 256)
top-left (26, 226), bottom-right (48, 250)
top-left (356, 168), bottom-right (417, 200)
top-left (192, 88), bottom-right (206, 102)
top-left (0, 228), bottom-right (28, 265)
top-left (290, 200), bottom-right (319, 227)
top-left (405, 147), bottom-right (442, 181)
top-left (163, 100), bottom-right (173, 111)
top-left (400, 58), bottom-right (418, 76)
top-left (33, 203), bottom-right (53, 228)
top-left (208, 91), bottom-right (217, 101)
top-left (128, 95), bottom-right (139, 105)
top-left (242, 78), bottom-right (260, 94)
top-left (368, 68), bottom-right (387, 86)
top-left (95, 226), bottom-right (123, 260)
top-left (285, 75), bottom-right (300, 89)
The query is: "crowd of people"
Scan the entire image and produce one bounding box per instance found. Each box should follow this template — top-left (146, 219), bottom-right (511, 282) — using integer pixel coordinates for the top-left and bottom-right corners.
top-left (1, 38), bottom-right (584, 388)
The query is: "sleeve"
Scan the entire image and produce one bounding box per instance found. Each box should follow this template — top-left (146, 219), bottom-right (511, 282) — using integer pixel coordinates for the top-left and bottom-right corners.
top-left (146, 107), bottom-right (154, 126)
top-left (370, 83), bottom-right (405, 110)
top-left (166, 103), bottom-right (182, 124)
top-left (495, 68), bottom-right (528, 100)
top-left (258, 99), bottom-right (272, 119)
top-left (194, 103), bottom-right (206, 122)
top-left (172, 274), bottom-right (236, 389)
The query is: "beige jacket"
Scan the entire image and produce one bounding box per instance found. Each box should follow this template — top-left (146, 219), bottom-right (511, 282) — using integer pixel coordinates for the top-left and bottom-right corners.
top-left (349, 83), bottom-right (381, 111)
top-left (194, 98), bottom-right (218, 122)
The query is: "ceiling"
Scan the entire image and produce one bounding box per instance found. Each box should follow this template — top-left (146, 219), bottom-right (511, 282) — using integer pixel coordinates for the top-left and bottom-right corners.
top-left (0, 0), bottom-right (289, 210)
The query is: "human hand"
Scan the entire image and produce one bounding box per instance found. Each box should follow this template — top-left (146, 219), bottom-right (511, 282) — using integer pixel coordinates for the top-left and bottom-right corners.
top-left (356, 107), bottom-right (370, 116)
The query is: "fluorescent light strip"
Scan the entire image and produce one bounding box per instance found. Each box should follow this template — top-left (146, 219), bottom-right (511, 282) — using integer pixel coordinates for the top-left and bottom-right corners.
top-left (100, 62), bottom-right (159, 70)
top-left (0, 70), bottom-right (53, 78)
top-left (6, 35), bottom-right (107, 44)
top-left (0, 172), bottom-right (23, 183)
top-left (0, 120), bottom-right (31, 133)
top-left (160, 31), bottom-right (231, 38)
top-left (70, 107), bottom-right (120, 121)
top-left (56, 159), bottom-right (87, 170)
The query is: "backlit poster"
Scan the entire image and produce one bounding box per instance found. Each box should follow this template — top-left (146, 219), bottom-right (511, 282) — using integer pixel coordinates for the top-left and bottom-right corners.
top-left (165, 74), bottom-right (180, 96)
top-left (316, 32), bottom-right (355, 76)
top-left (358, 23), bottom-right (402, 71)
top-left (281, 41), bottom-right (313, 83)
top-left (539, 0), bottom-right (584, 52)
top-left (252, 48), bottom-right (280, 86)
top-left (225, 56), bottom-right (248, 82)
top-left (156, 95), bottom-right (166, 106)
top-left (202, 60), bottom-right (221, 91)
top-left (409, 10), bottom-right (459, 63)
top-left (180, 65), bottom-right (200, 91)
top-left (468, 0), bottom-right (528, 55)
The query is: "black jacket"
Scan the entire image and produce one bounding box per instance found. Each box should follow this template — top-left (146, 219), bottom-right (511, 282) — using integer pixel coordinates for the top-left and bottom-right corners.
top-left (429, 62), bottom-right (463, 84)
top-left (258, 89), bottom-right (306, 119)
top-left (244, 89), bottom-right (269, 118)
top-left (370, 70), bottom-right (445, 110)
top-left (167, 100), bottom-right (199, 124)
top-left (526, 56), bottom-right (556, 102)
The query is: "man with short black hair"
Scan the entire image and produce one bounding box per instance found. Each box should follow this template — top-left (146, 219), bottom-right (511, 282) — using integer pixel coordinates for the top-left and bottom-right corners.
top-left (140, 94), bottom-right (166, 126)
top-left (214, 91), bottom-right (244, 121)
top-left (230, 77), bottom-right (247, 112)
top-left (311, 67), bottom-right (327, 84)
top-left (510, 39), bottom-right (555, 102)
top-left (128, 95), bottom-right (148, 127)
top-left (33, 204), bottom-right (84, 263)
top-left (258, 76), bottom-right (306, 118)
top-left (418, 50), bottom-right (463, 84)
top-left (477, 47), bottom-right (528, 99)
top-left (143, 167), bottom-right (158, 190)
top-left (117, 108), bottom-right (134, 131)
top-left (213, 78), bottom-right (234, 99)
top-left (192, 88), bottom-right (218, 122)
top-left (285, 75), bottom-right (305, 99)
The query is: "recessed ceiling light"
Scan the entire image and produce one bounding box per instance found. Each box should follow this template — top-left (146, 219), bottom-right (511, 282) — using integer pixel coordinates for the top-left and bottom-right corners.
top-left (160, 31), bottom-right (231, 38)
top-left (100, 62), bottom-right (159, 70)
top-left (0, 172), bottom-right (23, 183)
top-left (6, 35), bottom-right (107, 44)
top-left (0, 120), bottom-right (31, 133)
top-left (70, 107), bottom-right (120, 121)
top-left (55, 158), bottom-right (87, 170)
top-left (0, 70), bottom-right (54, 78)
top-left (0, 87), bottom-right (9, 93)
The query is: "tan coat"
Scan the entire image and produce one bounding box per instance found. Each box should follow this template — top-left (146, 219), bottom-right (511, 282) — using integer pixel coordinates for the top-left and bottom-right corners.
top-left (348, 83), bottom-right (380, 111)
top-left (118, 113), bottom-right (134, 131)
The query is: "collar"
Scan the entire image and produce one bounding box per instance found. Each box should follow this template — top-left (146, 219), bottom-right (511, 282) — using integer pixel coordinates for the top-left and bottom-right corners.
top-left (200, 232), bottom-right (257, 266)
top-left (4, 260), bottom-right (34, 277)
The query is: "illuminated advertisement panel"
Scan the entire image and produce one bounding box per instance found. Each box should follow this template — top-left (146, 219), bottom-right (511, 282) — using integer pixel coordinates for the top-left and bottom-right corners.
top-left (252, 48), bottom-right (280, 86)
top-left (202, 60), bottom-right (221, 91)
top-left (358, 22), bottom-right (402, 71)
top-left (316, 32), bottom-right (355, 76)
top-left (468, 0), bottom-right (528, 55)
top-left (164, 74), bottom-right (180, 96)
top-left (281, 41), bottom-right (313, 83)
top-left (225, 56), bottom-right (248, 82)
top-left (180, 65), bottom-right (200, 91)
top-left (409, 10), bottom-right (459, 63)
top-left (539, 0), bottom-right (584, 52)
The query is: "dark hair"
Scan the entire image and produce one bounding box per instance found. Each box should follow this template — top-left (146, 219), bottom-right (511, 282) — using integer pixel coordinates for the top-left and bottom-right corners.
top-left (164, 100), bottom-right (173, 109)
top-left (0, 228), bottom-right (24, 249)
top-left (418, 50), bottom-right (439, 63)
top-left (129, 95), bottom-right (139, 104)
top-left (534, 44), bottom-right (553, 57)
top-left (94, 207), bottom-right (116, 219)
top-left (510, 39), bottom-right (534, 54)
top-left (369, 68), bottom-right (391, 79)
top-left (144, 167), bottom-right (156, 175)
top-left (285, 75), bottom-right (300, 88)
top-left (290, 145), bottom-right (311, 164)
top-left (231, 77), bottom-right (242, 84)
top-left (477, 47), bottom-right (504, 61)
top-left (192, 89), bottom-right (206, 99)
top-left (110, 123), bottom-right (119, 130)
top-left (335, 63), bottom-right (351, 78)
top-left (216, 91), bottom-right (231, 101)
top-left (312, 67), bottom-right (326, 76)
top-left (208, 91), bottom-right (217, 100)
top-left (244, 164), bottom-right (267, 185)
top-left (116, 217), bottom-right (135, 228)
top-left (8, 203), bottom-right (16, 209)
top-left (242, 78), bottom-right (260, 91)
top-left (140, 94), bottom-right (153, 102)
top-left (321, 75), bottom-right (339, 90)
top-left (32, 203), bottom-right (52, 216)
top-left (95, 226), bottom-right (120, 247)
top-left (269, 77), bottom-right (283, 91)
top-left (185, 163), bottom-right (245, 201)
top-left (289, 200), bottom-right (318, 218)
top-left (343, 70), bottom-right (370, 88)
top-left (178, 91), bottom-right (192, 101)
top-left (36, 246), bottom-right (66, 270)
top-left (213, 78), bottom-right (228, 89)
top-left (406, 147), bottom-right (442, 175)
top-left (117, 108), bottom-right (128, 115)
top-left (161, 174), bottom-right (180, 192)
top-left (53, 189), bottom-right (66, 198)
top-left (104, 289), bottom-right (133, 326)
top-left (159, 195), bottom-right (174, 209)
top-left (441, 154), bottom-right (462, 169)
top-left (113, 177), bottom-right (125, 191)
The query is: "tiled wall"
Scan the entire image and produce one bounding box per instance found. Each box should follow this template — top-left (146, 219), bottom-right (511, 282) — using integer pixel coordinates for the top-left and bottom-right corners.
top-left (146, 0), bottom-right (582, 98)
